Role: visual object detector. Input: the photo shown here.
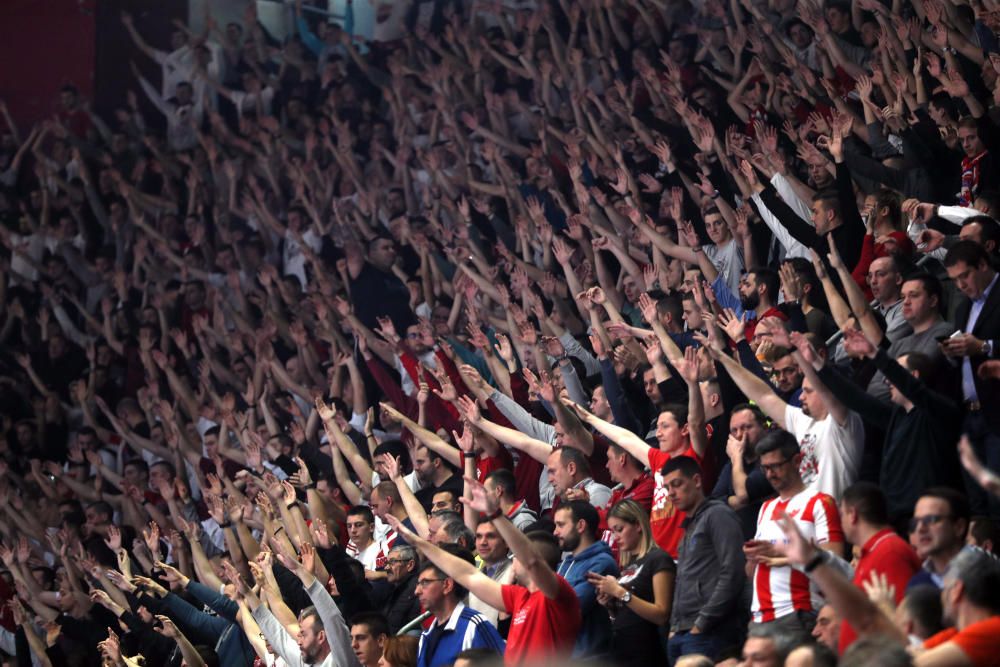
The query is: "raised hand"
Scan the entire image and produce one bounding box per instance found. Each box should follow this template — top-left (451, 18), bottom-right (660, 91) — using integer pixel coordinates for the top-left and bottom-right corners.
top-left (461, 475), bottom-right (500, 515)
top-left (104, 524), bottom-right (122, 553)
top-left (670, 345), bottom-right (701, 384)
top-left (142, 522), bottom-right (161, 559)
top-left (958, 434), bottom-right (1000, 495)
top-left (105, 569), bottom-right (137, 594)
top-left (133, 575), bottom-right (168, 598)
top-left (774, 511), bottom-right (820, 567)
top-left (456, 395), bottom-right (483, 425)
top-left (156, 560), bottom-right (190, 589)
top-left (842, 328), bottom-right (877, 359)
top-left (453, 421), bottom-right (477, 453)
top-left (717, 308), bottom-right (746, 343)
top-left (642, 336), bottom-right (664, 365)
top-left (311, 519), bottom-right (332, 549)
top-left (154, 615), bottom-right (180, 639)
top-left (495, 333), bottom-right (516, 366)
top-left (638, 292), bottom-right (659, 326)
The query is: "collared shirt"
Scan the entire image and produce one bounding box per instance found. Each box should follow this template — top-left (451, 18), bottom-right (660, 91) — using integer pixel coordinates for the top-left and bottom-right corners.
top-left (840, 528), bottom-right (920, 651)
top-left (963, 272), bottom-right (999, 400)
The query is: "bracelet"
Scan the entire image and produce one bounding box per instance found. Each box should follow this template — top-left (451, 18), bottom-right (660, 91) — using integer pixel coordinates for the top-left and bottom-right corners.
top-left (691, 246), bottom-right (703, 253)
top-left (221, 521), bottom-right (232, 529)
top-left (286, 502), bottom-right (298, 511)
top-left (484, 508), bottom-right (503, 522)
top-left (804, 550), bottom-right (828, 573)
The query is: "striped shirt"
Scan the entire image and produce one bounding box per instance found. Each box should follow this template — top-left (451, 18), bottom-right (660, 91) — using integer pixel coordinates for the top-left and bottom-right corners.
top-left (751, 489), bottom-right (843, 623)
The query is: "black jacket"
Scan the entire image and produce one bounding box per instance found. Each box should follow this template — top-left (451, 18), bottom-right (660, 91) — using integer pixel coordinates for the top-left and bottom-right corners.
top-left (953, 273), bottom-right (1000, 428)
top-left (381, 570), bottom-right (423, 634)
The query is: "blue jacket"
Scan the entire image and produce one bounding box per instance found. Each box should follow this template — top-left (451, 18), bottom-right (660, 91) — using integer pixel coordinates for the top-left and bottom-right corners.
top-left (417, 603), bottom-right (505, 667)
top-left (557, 540), bottom-right (619, 658)
top-left (161, 582), bottom-right (257, 666)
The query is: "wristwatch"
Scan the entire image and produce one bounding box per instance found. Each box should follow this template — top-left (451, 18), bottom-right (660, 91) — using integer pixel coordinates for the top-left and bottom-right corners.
top-left (981, 340), bottom-right (992, 357)
top-left (620, 590), bottom-right (632, 604)
top-left (804, 549), bottom-right (828, 573)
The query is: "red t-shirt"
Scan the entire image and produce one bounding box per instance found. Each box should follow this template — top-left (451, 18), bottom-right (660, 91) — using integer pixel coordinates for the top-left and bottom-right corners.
top-left (647, 445), bottom-right (703, 558)
top-left (745, 306), bottom-right (788, 342)
top-left (840, 529), bottom-right (921, 652)
top-left (475, 447), bottom-right (514, 481)
top-left (501, 576), bottom-right (581, 665)
top-left (924, 616), bottom-right (1000, 665)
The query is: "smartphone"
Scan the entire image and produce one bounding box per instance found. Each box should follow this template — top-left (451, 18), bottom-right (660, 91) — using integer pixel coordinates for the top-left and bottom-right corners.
top-left (935, 335), bottom-right (951, 343)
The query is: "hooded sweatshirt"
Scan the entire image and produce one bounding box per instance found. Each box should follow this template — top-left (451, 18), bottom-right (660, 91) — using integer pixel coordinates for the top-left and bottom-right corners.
top-left (556, 540), bottom-right (620, 658)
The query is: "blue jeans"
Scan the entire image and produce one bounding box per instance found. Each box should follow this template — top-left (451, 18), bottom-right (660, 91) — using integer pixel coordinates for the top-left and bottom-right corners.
top-left (667, 629), bottom-right (733, 666)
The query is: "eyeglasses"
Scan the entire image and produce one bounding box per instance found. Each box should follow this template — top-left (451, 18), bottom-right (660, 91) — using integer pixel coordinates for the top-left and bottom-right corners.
top-left (415, 578), bottom-right (445, 588)
top-left (406, 333), bottom-right (422, 339)
top-left (760, 458), bottom-right (794, 473)
top-left (908, 515), bottom-right (951, 533)
top-left (385, 559), bottom-right (411, 566)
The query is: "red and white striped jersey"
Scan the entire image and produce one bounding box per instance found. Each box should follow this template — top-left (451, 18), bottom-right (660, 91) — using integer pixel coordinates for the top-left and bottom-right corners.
top-left (751, 489), bottom-right (843, 623)
top-left (346, 537), bottom-right (391, 572)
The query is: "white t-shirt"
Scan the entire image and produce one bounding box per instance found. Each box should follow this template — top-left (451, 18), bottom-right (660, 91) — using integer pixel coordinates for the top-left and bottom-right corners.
top-left (346, 538), bottom-right (388, 571)
top-left (704, 239), bottom-right (745, 298)
top-left (282, 228), bottom-right (321, 288)
top-left (784, 405), bottom-right (864, 499)
top-left (228, 87), bottom-right (275, 118)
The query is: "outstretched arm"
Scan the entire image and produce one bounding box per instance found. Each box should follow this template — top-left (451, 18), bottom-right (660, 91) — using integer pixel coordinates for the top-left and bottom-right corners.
top-left (776, 511), bottom-right (904, 643)
top-left (385, 514), bottom-right (505, 611)
top-left (464, 476), bottom-right (564, 599)
top-left (702, 335), bottom-right (790, 426)
top-left (456, 396), bottom-right (553, 464)
top-left (561, 399), bottom-right (653, 471)
top-left (673, 347), bottom-right (708, 460)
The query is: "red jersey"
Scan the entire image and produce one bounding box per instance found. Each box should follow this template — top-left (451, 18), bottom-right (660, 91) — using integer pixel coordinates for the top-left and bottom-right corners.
top-left (839, 528), bottom-right (920, 651)
top-left (501, 575), bottom-right (581, 665)
top-left (924, 617), bottom-right (1000, 666)
top-left (474, 448), bottom-right (514, 481)
top-left (752, 490), bottom-right (843, 623)
top-left (648, 445), bottom-right (703, 558)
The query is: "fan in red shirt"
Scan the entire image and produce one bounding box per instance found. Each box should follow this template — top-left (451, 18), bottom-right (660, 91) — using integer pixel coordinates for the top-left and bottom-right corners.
top-left (738, 269), bottom-right (788, 342)
top-left (596, 443), bottom-right (655, 556)
top-left (837, 482), bottom-right (921, 652)
top-left (570, 350), bottom-right (710, 558)
top-left (778, 507), bottom-right (1000, 667)
top-left (383, 476), bottom-right (581, 666)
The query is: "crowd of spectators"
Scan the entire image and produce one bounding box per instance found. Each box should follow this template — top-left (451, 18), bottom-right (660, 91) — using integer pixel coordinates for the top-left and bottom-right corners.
top-left (2, 0), bottom-right (1000, 665)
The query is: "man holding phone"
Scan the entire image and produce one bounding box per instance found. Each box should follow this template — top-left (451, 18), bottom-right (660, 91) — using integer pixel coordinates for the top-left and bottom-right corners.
top-left (744, 431), bottom-right (845, 634)
top-left (943, 241), bottom-right (1000, 517)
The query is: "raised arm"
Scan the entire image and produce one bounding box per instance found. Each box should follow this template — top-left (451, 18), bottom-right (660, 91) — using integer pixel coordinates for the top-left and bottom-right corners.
top-left (701, 335), bottom-right (790, 426)
top-left (672, 346), bottom-right (709, 460)
top-left (464, 476), bottom-right (564, 599)
top-left (563, 399), bottom-right (652, 468)
top-left (456, 396), bottom-right (554, 464)
top-left (384, 513), bottom-right (505, 611)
